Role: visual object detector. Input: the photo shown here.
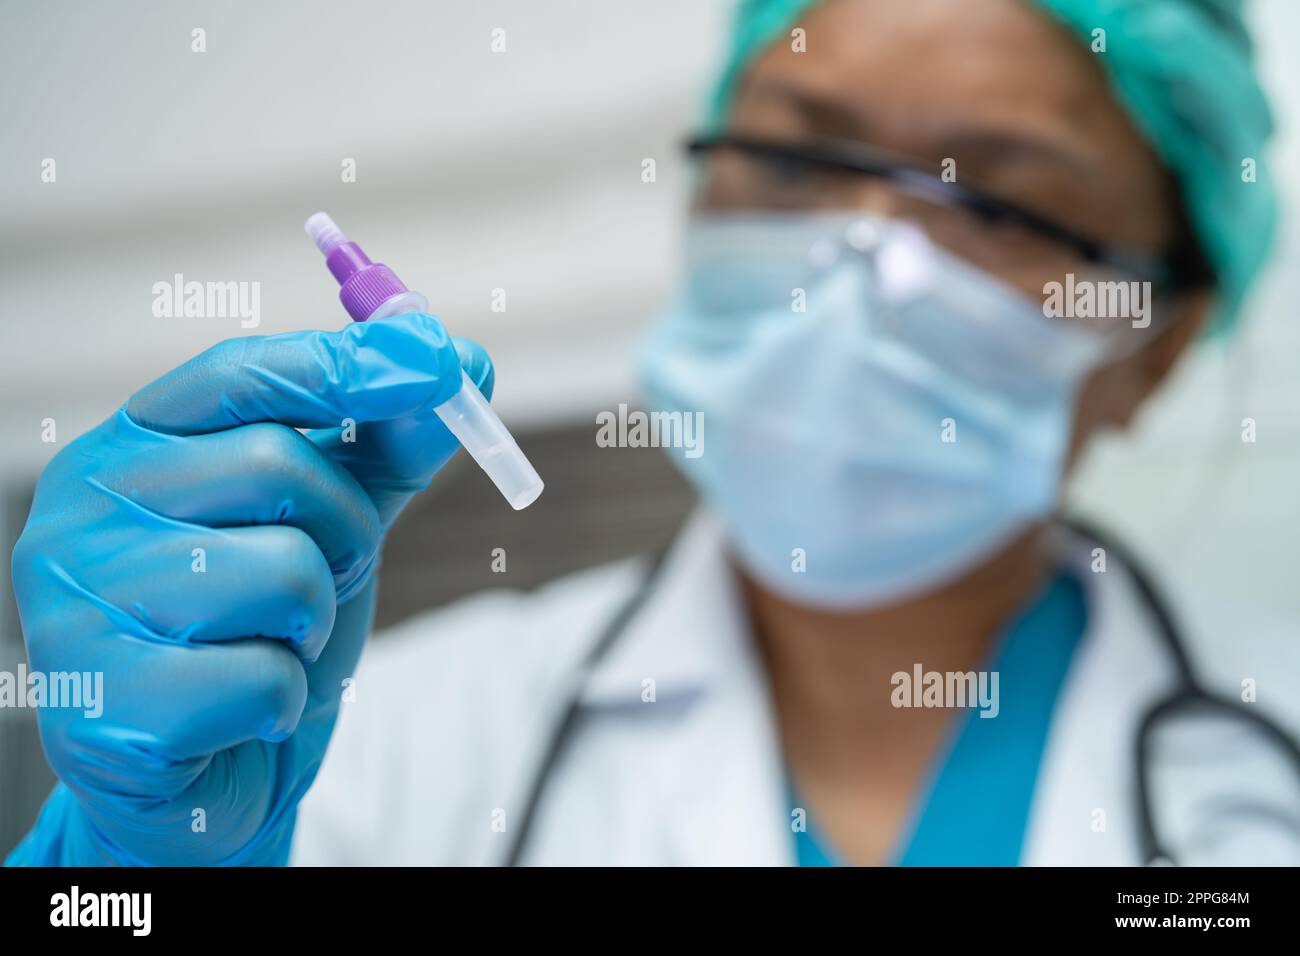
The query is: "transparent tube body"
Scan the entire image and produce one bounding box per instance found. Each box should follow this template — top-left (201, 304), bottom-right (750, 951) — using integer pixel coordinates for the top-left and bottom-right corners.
top-left (435, 369), bottom-right (544, 510)
top-left (370, 289), bottom-right (544, 510)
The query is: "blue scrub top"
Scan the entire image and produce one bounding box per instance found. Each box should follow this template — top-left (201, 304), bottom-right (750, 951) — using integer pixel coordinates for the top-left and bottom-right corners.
top-left (792, 569), bottom-right (1087, 866)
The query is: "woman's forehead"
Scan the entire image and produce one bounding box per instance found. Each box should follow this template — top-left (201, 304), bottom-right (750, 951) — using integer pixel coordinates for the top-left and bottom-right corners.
top-left (728, 0), bottom-right (1175, 246)
top-left (736, 0), bottom-right (1111, 150)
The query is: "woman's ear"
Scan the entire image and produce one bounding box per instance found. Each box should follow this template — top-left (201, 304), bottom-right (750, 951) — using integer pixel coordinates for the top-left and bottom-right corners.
top-left (1116, 288), bottom-right (1213, 425)
top-left (1063, 288), bottom-right (1213, 472)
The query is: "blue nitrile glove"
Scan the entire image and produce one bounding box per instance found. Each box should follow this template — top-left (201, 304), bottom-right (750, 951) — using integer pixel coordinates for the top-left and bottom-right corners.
top-left (5, 311), bottom-right (493, 866)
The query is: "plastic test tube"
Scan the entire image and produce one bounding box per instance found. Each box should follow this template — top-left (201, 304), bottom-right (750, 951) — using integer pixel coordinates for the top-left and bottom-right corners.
top-left (304, 212), bottom-right (544, 510)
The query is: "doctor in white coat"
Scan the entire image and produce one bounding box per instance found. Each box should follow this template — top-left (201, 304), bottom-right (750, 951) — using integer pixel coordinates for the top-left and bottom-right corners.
top-left (9, 0), bottom-right (1297, 868)
top-left (291, 0), bottom-right (1297, 866)
top-left (292, 511), bottom-right (1300, 866)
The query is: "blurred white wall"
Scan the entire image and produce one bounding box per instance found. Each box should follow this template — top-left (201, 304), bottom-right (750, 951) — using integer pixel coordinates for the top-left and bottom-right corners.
top-left (0, 0), bottom-right (1296, 669)
top-left (1066, 0), bottom-right (1300, 684)
top-left (0, 0), bottom-right (731, 469)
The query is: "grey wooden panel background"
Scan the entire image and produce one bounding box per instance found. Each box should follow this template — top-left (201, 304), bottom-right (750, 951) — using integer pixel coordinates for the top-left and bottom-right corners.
top-left (377, 422), bottom-right (694, 628)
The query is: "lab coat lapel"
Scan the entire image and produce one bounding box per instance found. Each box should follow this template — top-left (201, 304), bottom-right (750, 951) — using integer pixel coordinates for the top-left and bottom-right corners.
top-left (1019, 530), bottom-right (1181, 865)
top-left (580, 511), bottom-right (794, 866)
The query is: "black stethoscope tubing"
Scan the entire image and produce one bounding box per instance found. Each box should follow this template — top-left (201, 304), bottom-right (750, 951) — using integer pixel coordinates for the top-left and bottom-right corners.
top-left (1069, 518), bottom-right (1300, 864)
top-left (503, 519), bottom-right (1300, 866)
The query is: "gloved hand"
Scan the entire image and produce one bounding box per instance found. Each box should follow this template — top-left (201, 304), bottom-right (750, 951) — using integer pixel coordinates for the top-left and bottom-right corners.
top-left (5, 311), bottom-right (493, 866)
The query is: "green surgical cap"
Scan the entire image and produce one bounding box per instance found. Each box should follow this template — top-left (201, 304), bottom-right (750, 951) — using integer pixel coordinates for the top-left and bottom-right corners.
top-left (706, 0), bottom-right (1278, 327)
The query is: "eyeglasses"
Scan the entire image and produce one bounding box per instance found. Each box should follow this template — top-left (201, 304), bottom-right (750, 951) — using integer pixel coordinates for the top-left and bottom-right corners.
top-left (686, 133), bottom-right (1209, 299)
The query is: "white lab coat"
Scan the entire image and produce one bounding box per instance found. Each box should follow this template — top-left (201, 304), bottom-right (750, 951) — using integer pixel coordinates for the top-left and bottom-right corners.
top-left (291, 512), bottom-right (1300, 866)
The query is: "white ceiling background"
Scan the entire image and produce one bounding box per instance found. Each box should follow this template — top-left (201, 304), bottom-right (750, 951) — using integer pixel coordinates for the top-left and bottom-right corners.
top-left (0, 0), bottom-right (1297, 669)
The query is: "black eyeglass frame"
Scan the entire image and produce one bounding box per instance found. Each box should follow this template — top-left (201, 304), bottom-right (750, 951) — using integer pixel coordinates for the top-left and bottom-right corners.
top-left (686, 133), bottom-right (1212, 294)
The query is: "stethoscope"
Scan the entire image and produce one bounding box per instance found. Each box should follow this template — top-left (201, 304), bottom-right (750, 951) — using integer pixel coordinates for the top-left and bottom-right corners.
top-left (502, 518), bottom-right (1300, 866)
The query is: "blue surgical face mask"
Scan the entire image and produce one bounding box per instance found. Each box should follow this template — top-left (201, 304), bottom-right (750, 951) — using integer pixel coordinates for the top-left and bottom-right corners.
top-left (638, 213), bottom-right (1113, 609)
